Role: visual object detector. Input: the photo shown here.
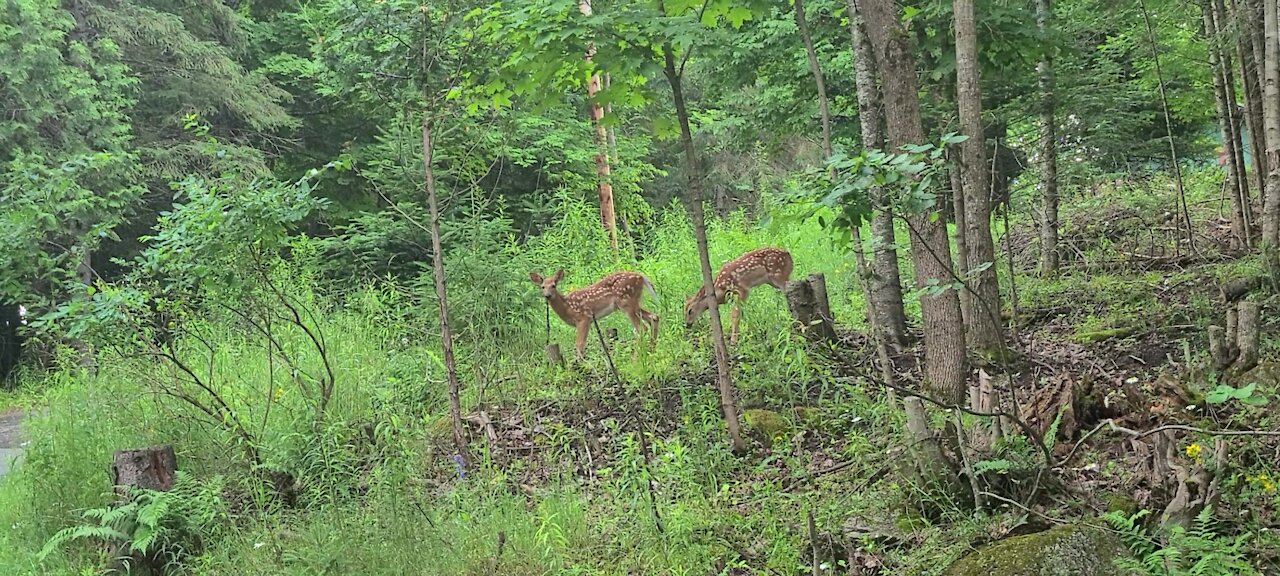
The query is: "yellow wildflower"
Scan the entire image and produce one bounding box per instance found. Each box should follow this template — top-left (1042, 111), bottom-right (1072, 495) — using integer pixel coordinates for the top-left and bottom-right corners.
top-left (1184, 443), bottom-right (1202, 459)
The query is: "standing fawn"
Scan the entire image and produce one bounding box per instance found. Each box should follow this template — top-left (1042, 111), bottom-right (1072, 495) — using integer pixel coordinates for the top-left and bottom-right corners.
top-left (683, 247), bottom-right (794, 345)
top-left (530, 269), bottom-right (660, 360)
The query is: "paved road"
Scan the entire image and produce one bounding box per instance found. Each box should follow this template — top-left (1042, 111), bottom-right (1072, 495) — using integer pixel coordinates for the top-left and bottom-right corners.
top-left (0, 409), bottom-right (24, 477)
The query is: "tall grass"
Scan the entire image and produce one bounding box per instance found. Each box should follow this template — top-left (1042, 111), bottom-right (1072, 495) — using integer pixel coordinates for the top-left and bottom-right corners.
top-left (0, 194), bottom-right (914, 575)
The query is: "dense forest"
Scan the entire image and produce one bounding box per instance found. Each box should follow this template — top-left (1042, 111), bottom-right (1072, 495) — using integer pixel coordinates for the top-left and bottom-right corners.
top-left (2, 0), bottom-right (1280, 573)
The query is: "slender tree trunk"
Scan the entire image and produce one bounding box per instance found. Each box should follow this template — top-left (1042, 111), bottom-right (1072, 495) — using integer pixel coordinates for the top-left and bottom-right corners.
top-left (1262, 0), bottom-right (1280, 247)
top-left (1204, 0), bottom-right (1250, 248)
top-left (846, 0), bottom-right (910, 347)
top-left (579, 0), bottom-right (617, 252)
top-left (1139, 0), bottom-right (1195, 252)
top-left (1211, 0), bottom-right (1253, 240)
top-left (662, 43), bottom-right (746, 454)
top-left (860, 0), bottom-right (967, 403)
top-left (1037, 0), bottom-right (1060, 273)
top-left (1236, 0), bottom-right (1269, 216)
top-left (422, 116), bottom-right (468, 461)
top-left (1236, 27), bottom-right (1267, 220)
top-left (950, 158), bottom-right (974, 332)
top-left (953, 0), bottom-right (1004, 352)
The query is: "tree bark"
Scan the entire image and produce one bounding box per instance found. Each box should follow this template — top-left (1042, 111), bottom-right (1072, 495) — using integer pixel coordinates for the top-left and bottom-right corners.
top-left (1204, 0), bottom-right (1251, 248)
top-left (1261, 0), bottom-right (1280, 247)
top-left (859, 0), bottom-right (967, 403)
top-left (950, 157), bottom-right (974, 334)
top-left (1233, 0), bottom-right (1269, 215)
top-left (0, 303), bottom-right (20, 385)
top-left (954, 0), bottom-right (1005, 352)
top-left (579, 0), bottom-right (617, 252)
top-left (1037, 0), bottom-right (1060, 273)
top-left (111, 446), bottom-right (177, 495)
top-left (422, 117), bottom-right (469, 462)
top-left (846, 0), bottom-right (909, 347)
top-left (662, 42), bottom-right (746, 454)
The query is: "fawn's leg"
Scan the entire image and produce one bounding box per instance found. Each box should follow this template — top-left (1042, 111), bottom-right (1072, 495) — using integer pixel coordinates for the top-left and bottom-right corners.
top-left (641, 308), bottom-right (660, 348)
top-left (729, 287), bottom-right (749, 345)
top-left (574, 322), bottom-right (590, 360)
top-left (624, 308), bottom-right (647, 358)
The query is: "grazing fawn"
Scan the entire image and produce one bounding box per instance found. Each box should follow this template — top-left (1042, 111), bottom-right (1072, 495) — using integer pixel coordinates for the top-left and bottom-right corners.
top-left (683, 247), bottom-right (793, 345)
top-left (530, 269), bottom-right (660, 359)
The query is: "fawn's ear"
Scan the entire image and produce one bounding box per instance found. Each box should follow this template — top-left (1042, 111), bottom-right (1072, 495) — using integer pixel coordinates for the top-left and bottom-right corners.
top-left (551, 269), bottom-right (565, 283)
top-left (529, 272), bottom-right (544, 284)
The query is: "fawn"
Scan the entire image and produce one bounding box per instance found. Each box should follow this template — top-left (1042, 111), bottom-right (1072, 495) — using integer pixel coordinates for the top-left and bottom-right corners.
top-left (530, 269), bottom-right (660, 359)
top-left (683, 247), bottom-right (794, 345)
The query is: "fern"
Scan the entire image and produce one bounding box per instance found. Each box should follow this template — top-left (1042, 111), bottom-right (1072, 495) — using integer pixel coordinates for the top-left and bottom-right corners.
top-left (1103, 507), bottom-right (1260, 576)
top-left (38, 525), bottom-right (129, 560)
top-left (37, 470), bottom-right (227, 569)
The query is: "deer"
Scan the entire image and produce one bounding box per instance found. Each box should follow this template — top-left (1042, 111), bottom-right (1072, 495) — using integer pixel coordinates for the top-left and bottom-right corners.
top-left (683, 247), bottom-right (794, 345)
top-left (529, 269), bottom-right (660, 360)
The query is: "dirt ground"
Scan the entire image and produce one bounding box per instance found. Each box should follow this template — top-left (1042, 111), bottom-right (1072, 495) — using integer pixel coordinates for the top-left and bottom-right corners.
top-left (0, 409), bottom-right (24, 477)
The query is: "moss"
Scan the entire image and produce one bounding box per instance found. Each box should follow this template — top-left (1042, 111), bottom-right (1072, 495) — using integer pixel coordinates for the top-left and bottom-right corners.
top-left (425, 417), bottom-right (454, 443)
top-left (791, 406), bottom-right (822, 429)
top-left (1105, 493), bottom-right (1138, 517)
top-left (742, 409), bottom-right (789, 447)
top-left (943, 524), bottom-right (1134, 576)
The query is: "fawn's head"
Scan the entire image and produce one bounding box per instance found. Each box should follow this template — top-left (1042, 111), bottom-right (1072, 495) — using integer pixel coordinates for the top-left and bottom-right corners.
top-left (683, 285), bottom-right (725, 328)
top-left (529, 270), bottom-right (565, 299)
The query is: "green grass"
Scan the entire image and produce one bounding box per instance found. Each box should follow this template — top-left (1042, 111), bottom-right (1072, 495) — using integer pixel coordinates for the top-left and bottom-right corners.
top-left (4, 169), bottom-right (1279, 575)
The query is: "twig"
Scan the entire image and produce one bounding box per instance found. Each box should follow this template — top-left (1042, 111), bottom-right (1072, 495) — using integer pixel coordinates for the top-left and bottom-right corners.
top-left (591, 315), bottom-right (664, 535)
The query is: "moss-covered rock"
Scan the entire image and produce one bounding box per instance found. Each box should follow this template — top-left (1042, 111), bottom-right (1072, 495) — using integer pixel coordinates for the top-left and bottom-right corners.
top-left (742, 409), bottom-right (790, 447)
top-left (792, 406), bottom-right (823, 429)
top-left (1238, 362), bottom-right (1280, 388)
top-left (943, 524), bottom-right (1134, 576)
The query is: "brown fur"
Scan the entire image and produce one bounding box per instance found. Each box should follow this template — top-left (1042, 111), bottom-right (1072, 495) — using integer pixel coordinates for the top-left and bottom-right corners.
top-left (683, 247), bottom-right (793, 344)
top-left (530, 269), bottom-right (660, 359)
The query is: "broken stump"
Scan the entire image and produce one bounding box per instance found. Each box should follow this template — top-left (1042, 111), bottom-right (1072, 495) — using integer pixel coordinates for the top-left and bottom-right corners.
top-left (111, 445), bottom-right (177, 497)
top-left (786, 275), bottom-right (836, 342)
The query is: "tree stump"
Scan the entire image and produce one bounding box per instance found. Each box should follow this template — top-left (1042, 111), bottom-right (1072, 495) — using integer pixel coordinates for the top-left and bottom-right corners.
top-left (1233, 301), bottom-right (1261, 375)
top-left (545, 342), bottom-right (564, 367)
top-left (111, 445), bottom-right (177, 497)
top-left (786, 276), bottom-right (836, 342)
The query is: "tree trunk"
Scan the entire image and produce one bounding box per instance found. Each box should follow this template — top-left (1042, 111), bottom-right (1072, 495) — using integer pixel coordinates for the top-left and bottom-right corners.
top-left (1037, 0), bottom-right (1060, 273)
top-left (579, 0), bottom-right (617, 252)
top-left (1233, 0), bottom-right (1269, 216)
top-left (950, 158), bottom-right (974, 334)
top-left (1219, 43), bottom-right (1254, 244)
top-left (954, 0), bottom-right (1005, 352)
top-left (0, 303), bottom-right (20, 385)
top-left (794, 0), bottom-right (858, 345)
top-left (846, 0), bottom-right (909, 347)
top-left (1204, 0), bottom-right (1251, 248)
top-left (662, 42), bottom-right (746, 454)
top-left (422, 117), bottom-right (469, 462)
top-left (1140, 0), bottom-right (1195, 252)
top-left (859, 0), bottom-right (967, 403)
top-left (1262, 0), bottom-right (1280, 247)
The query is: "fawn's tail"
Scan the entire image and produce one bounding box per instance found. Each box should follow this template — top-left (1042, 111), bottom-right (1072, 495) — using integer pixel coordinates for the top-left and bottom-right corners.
top-left (642, 275), bottom-right (661, 305)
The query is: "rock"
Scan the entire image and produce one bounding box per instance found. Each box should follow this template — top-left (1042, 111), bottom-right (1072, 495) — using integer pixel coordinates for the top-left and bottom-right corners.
top-left (742, 409), bottom-right (790, 447)
top-left (942, 524), bottom-right (1134, 576)
top-left (1237, 362), bottom-right (1280, 388)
